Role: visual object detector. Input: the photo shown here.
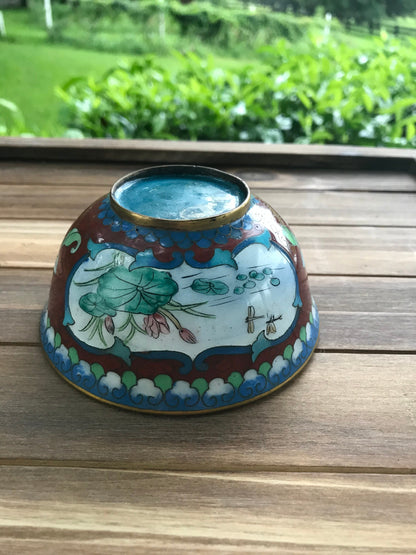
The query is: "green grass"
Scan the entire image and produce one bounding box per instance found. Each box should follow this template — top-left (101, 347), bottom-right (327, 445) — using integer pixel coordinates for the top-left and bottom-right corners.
top-left (0, 10), bottom-right (256, 135)
top-left (0, 41), bottom-right (138, 135)
top-left (0, 8), bottom-right (46, 42)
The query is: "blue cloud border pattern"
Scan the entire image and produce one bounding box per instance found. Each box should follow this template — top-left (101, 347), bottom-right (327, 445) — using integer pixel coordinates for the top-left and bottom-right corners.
top-left (40, 302), bottom-right (319, 413)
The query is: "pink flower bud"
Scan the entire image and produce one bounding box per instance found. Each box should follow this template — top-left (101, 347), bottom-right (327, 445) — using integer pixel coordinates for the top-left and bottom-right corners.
top-left (179, 328), bottom-right (197, 344)
top-left (104, 315), bottom-right (115, 335)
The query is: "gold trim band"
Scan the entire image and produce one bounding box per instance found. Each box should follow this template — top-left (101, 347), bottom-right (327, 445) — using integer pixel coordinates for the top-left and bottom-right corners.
top-left (110, 165), bottom-right (251, 230)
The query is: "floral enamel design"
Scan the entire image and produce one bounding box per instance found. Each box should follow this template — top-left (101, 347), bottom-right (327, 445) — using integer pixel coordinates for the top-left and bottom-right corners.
top-left (75, 256), bottom-right (212, 346)
top-left (66, 240), bottom-right (301, 367)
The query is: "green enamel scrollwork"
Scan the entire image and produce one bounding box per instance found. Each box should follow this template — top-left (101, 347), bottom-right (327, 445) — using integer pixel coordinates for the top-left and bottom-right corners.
top-left (63, 228), bottom-right (82, 253)
top-left (54, 228), bottom-right (82, 275)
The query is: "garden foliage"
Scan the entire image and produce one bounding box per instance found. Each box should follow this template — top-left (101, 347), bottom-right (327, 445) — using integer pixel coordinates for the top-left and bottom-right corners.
top-left (264, 0), bottom-right (415, 23)
top-left (42, 0), bottom-right (310, 54)
top-left (58, 34), bottom-right (416, 147)
top-left (0, 98), bottom-right (31, 137)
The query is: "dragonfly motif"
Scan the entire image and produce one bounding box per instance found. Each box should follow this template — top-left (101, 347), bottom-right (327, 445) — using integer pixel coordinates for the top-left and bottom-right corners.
top-left (266, 314), bottom-right (283, 335)
top-left (245, 305), bottom-right (264, 334)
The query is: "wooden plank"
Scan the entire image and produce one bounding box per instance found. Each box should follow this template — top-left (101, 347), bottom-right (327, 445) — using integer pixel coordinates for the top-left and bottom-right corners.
top-left (1, 138), bottom-right (415, 171)
top-left (1, 221), bottom-right (414, 276)
top-left (2, 184), bottom-right (106, 221)
top-left (0, 220), bottom-right (70, 269)
top-left (0, 468), bottom-right (415, 553)
top-left (0, 162), bottom-right (142, 187)
top-left (0, 347), bottom-right (415, 470)
top-left (295, 225), bottom-right (416, 277)
top-left (3, 185), bottom-right (416, 226)
top-left (1, 161), bottom-right (415, 192)
top-left (261, 190), bottom-right (416, 226)
top-left (1, 540), bottom-right (414, 555)
top-left (232, 168), bottom-right (416, 192)
top-left (1, 270), bottom-right (415, 350)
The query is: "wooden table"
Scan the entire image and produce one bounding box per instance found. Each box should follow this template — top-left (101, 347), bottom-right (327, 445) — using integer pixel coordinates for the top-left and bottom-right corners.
top-left (1, 138), bottom-right (415, 554)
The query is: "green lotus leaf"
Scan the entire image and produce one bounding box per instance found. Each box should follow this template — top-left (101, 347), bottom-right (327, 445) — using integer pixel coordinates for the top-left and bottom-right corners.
top-left (79, 292), bottom-right (117, 317)
top-left (191, 278), bottom-right (229, 296)
top-left (97, 266), bottom-right (178, 315)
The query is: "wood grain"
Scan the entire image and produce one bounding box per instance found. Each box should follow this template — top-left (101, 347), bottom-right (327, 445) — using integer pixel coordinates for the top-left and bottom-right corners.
top-left (1, 270), bottom-right (415, 350)
top-left (1, 221), bottom-right (415, 276)
top-left (1, 144), bottom-right (415, 553)
top-left (0, 467), bottom-right (415, 553)
top-left (0, 347), bottom-right (415, 470)
top-left (1, 161), bottom-right (414, 192)
top-left (295, 225), bottom-right (416, 276)
top-left (1, 540), bottom-right (414, 555)
top-left (1, 137), bottom-right (415, 171)
top-left (3, 185), bottom-right (416, 226)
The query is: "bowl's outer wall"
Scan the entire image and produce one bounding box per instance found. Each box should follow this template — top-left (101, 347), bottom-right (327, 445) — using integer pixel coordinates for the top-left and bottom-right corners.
top-left (41, 194), bottom-right (319, 413)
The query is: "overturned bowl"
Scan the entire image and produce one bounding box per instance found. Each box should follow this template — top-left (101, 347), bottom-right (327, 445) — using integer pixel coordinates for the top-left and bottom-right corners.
top-left (40, 165), bottom-right (319, 414)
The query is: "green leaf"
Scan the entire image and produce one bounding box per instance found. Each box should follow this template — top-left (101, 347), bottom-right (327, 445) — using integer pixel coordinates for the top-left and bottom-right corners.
top-left (0, 98), bottom-right (20, 113)
top-left (97, 266), bottom-right (178, 315)
top-left (362, 92), bottom-right (374, 113)
top-left (191, 278), bottom-right (229, 296)
top-left (297, 91), bottom-right (312, 109)
top-left (79, 293), bottom-right (116, 317)
top-left (406, 122), bottom-right (415, 141)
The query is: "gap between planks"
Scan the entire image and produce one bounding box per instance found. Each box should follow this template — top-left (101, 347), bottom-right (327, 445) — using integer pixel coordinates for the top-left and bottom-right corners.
top-left (0, 460), bottom-right (414, 475)
top-left (0, 538), bottom-right (414, 555)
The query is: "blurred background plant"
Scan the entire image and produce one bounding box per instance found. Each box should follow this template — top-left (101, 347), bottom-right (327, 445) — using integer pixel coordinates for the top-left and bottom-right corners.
top-left (0, 0), bottom-right (415, 145)
top-left (0, 98), bottom-right (33, 136)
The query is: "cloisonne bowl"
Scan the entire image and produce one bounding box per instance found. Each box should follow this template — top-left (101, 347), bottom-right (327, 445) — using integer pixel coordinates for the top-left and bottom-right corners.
top-left (40, 165), bottom-right (319, 414)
